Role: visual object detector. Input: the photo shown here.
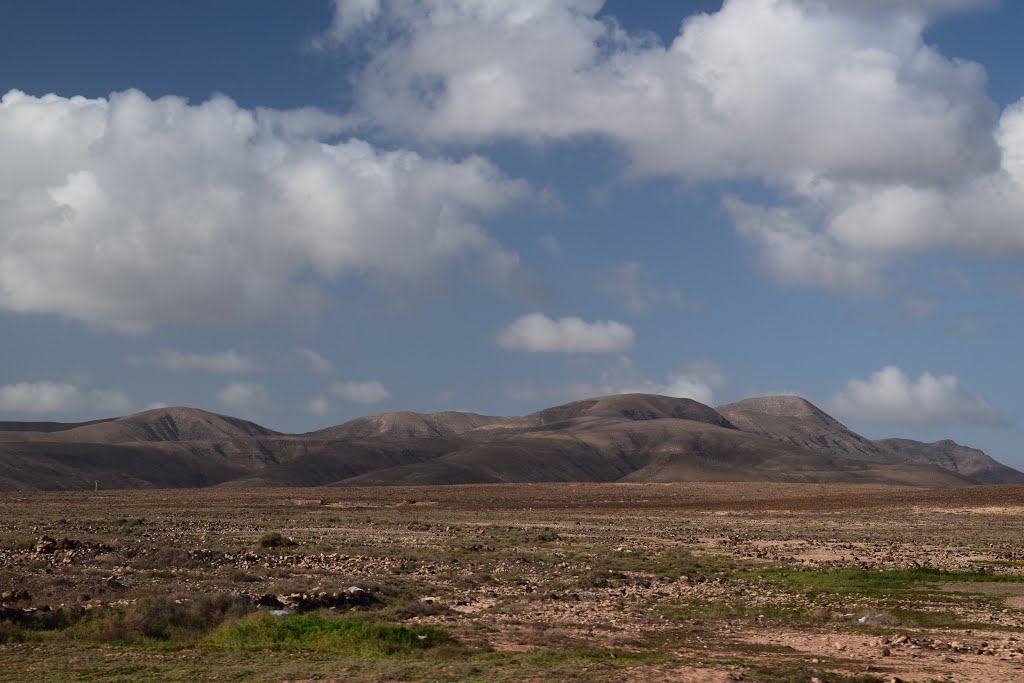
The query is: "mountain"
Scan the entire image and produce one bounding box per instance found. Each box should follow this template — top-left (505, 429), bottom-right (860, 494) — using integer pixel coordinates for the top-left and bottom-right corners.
top-left (874, 438), bottom-right (1024, 485)
top-left (0, 406), bottom-right (277, 444)
top-left (0, 395), bottom-right (1018, 490)
top-left (521, 394), bottom-right (736, 430)
top-left (306, 411), bottom-right (505, 440)
top-left (717, 396), bottom-right (891, 462)
top-left (716, 395), bottom-right (1024, 484)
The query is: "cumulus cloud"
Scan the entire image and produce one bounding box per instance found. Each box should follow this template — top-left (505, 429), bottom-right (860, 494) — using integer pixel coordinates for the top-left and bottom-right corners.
top-left (725, 198), bottom-right (885, 290)
top-left (217, 382), bottom-right (269, 409)
top-left (729, 100), bottom-right (1024, 290)
top-left (0, 89), bottom-right (536, 332)
top-left (829, 365), bottom-right (1003, 426)
top-left (297, 348), bottom-right (335, 376)
top-left (330, 0), bottom-right (996, 180)
top-left (599, 358), bottom-right (725, 405)
top-left (0, 381), bottom-right (131, 416)
top-left (331, 380), bottom-right (391, 403)
top-left (129, 348), bottom-right (256, 374)
top-left (324, 0), bottom-right (1024, 289)
top-left (313, 0), bottom-right (382, 48)
top-left (496, 313), bottom-right (634, 353)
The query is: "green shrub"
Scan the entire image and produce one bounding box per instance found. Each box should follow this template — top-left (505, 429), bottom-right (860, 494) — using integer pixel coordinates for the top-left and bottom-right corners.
top-left (0, 620), bottom-right (25, 644)
top-left (78, 594), bottom-right (254, 643)
top-left (258, 532), bottom-right (296, 549)
top-left (206, 612), bottom-right (455, 657)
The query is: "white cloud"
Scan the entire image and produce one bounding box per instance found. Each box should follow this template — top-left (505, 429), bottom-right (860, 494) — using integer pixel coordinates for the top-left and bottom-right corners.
top-left (496, 313), bottom-right (634, 353)
top-left (308, 396), bottom-right (331, 416)
top-left (146, 402), bottom-right (169, 410)
top-left (325, 0), bottom-right (1024, 289)
top-left (0, 89), bottom-right (536, 332)
top-left (298, 348), bottom-right (335, 376)
top-left (217, 382), bottom-right (269, 409)
top-left (331, 0), bottom-right (996, 181)
top-left (129, 348), bottom-right (255, 373)
top-left (313, 0), bottom-right (382, 48)
top-left (331, 380), bottom-right (391, 404)
top-left (599, 358), bottom-right (725, 405)
top-left (0, 381), bottom-right (131, 416)
top-left (725, 197), bottom-right (885, 291)
top-left (830, 365), bottom-right (1003, 426)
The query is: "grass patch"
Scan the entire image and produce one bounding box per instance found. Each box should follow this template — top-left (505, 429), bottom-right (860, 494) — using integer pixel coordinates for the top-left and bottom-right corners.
top-left (661, 601), bottom-right (829, 628)
top-left (885, 608), bottom-right (1008, 631)
top-left (0, 620), bottom-right (26, 644)
top-left (969, 559), bottom-right (1024, 568)
top-left (73, 594), bottom-right (255, 644)
top-left (205, 612), bottom-right (457, 658)
top-left (744, 665), bottom-right (884, 683)
top-left (741, 566), bottom-right (1024, 598)
top-left (580, 546), bottom-right (733, 583)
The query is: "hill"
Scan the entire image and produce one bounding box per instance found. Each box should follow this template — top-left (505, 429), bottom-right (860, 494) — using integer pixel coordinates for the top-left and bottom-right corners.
top-left (0, 407), bottom-right (277, 444)
top-left (716, 396), bottom-right (890, 461)
top-left (717, 395), bottom-right (1023, 484)
top-left (0, 394), bottom-right (1018, 490)
top-left (875, 438), bottom-right (1024, 485)
top-left (306, 411), bottom-right (505, 440)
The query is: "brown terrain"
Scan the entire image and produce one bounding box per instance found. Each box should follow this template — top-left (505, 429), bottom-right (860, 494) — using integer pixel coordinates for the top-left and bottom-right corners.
top-left (2, 483), bottom-right (1024, 681)
top-left (0, 393), bottom-right (1020, 490)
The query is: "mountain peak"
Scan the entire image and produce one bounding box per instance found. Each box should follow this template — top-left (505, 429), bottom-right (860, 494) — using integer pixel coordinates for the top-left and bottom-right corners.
top-left (527, 393), bottom-right (735, 429)
top-left (715, 394), bottom-right (888, 463)
top-left (717, 395), bottom-right (831, 420)
top-left (308, 410), bottom-right (505, 441)
top-left (57, 406), bottom-right (278, 443)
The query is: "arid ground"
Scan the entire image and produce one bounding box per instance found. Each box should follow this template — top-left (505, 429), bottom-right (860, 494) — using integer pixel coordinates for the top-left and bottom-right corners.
top-left (3, 483), bottom-right (1024, 682)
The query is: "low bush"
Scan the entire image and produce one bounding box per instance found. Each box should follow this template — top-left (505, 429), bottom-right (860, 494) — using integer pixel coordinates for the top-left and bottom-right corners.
top-left (206, 612), bottom-right (456, 657)
top-left (77, 594), bottom-right (254, 644)
top-left (0, 620), bottom-right (25, 644)
top-left (258, 532), bottom-right (296, 549)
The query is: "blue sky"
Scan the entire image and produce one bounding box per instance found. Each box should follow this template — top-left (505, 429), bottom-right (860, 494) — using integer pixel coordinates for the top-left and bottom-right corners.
top-left (2, 1), bottom-right (1024, 468)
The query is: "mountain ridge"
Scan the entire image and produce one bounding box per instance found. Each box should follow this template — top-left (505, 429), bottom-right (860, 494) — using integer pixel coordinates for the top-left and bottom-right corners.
top-left (0, 394), bottom-right (1018, 490)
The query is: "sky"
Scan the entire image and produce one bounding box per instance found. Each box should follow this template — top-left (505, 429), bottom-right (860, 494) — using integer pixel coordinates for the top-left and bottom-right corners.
top-left (2, 0), bottom-right (1024, 468)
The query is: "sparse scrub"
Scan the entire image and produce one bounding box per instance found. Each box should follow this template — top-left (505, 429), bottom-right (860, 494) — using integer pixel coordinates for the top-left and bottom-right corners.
top-left (258, 532), bottom-right (296, 549)
top-left (746, 666), bottom-right (885, 683)
top-left (0, 621), bottom-right (26, 644)
top-left (205, 612), bottom-right (456, 657)
top-left (743, 566), bottom-right (1024, 598)
top-left (75, 594), bottom-right (254, 644)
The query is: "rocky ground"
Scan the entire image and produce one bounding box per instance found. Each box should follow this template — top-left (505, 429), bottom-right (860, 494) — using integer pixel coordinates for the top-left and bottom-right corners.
top-left (1, 483), bottom-right (1024, 682)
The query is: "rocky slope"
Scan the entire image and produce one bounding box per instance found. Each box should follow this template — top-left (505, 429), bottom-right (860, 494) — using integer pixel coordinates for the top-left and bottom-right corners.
top-left (717, 395), bottom-right (1024, 485)
top-left (0, 395), bottom-right (1018, 490)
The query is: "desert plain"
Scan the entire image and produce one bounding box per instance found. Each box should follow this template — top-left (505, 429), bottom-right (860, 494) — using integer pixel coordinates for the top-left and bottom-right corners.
top-left (3, 482), bottom-right (1024, 682)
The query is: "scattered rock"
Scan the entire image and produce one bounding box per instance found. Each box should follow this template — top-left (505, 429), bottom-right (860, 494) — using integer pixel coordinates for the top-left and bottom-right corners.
top-left (0, 589), bottom-right (29, 603)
